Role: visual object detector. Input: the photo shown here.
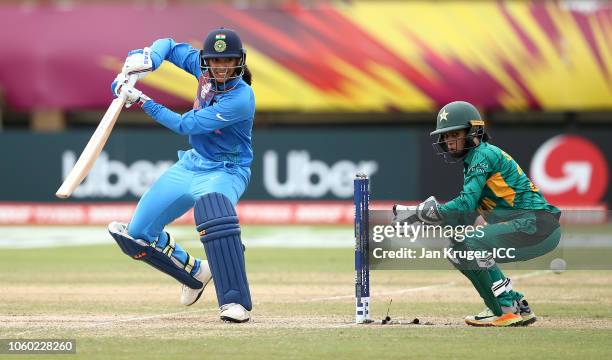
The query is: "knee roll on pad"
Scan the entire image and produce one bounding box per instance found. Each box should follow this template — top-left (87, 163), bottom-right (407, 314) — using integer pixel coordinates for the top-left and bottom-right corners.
top-left (195, 193), bottom-right (252, 311)
top-left (108, 222), bottom-right (203, 289)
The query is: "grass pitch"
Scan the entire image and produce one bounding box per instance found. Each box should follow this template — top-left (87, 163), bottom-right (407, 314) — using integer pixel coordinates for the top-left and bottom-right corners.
top-left (0, 225), bottom-right (611, 359)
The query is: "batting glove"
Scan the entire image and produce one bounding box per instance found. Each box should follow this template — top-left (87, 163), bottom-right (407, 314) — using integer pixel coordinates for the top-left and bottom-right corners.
top-left (122, 47), bottom-right (153, 80)
top-left (121, 85), bottom-right (151, 108)
top-left (111, 73), bottom-right (128, 97)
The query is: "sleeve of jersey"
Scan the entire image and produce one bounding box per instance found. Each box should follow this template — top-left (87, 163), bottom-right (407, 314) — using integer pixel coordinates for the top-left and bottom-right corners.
top-left (439, 153), bottom-right (491, 215)
top-left (141, 90), bottom-right (252, 135)
top-left (149, 38), bottom-right (201, 78)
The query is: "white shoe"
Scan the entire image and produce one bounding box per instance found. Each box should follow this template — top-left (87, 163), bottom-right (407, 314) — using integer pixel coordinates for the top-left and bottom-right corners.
top-left (220, 303), bottom-right (250, 323)
top-left (180, 261), bottom-right (212, 306)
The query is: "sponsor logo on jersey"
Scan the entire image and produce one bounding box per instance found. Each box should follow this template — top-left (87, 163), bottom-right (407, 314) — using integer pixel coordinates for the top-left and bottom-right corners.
top-left (201, 82), bottom-right (212, 100)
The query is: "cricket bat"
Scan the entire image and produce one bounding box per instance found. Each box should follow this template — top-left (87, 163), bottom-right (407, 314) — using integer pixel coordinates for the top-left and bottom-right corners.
top-left (56, 76), bottom-right (136, 199)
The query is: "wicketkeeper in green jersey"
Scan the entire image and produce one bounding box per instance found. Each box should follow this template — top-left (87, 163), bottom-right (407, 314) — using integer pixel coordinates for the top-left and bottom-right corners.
top-left (394, 101), bottom-right (561, 327)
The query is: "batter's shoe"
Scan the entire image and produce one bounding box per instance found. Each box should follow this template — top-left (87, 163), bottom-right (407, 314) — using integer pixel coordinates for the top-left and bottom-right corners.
top-left (465, 303), bottom-right (523, 327)
top-left (220, 303), bottom-right (250, 323)
top-left (180, 261), bottom-right (212, 306)
top-left (518, 298), bottom-right (537, 326)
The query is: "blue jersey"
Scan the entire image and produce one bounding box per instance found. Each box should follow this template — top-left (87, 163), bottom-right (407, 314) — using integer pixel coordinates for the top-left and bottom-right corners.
top-left (141, 38), bottom-right (255, 167)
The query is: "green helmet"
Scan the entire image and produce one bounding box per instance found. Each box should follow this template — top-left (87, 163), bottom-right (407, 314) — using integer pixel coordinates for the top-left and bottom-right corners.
top-left (431, 101), bottom-right (483, 136)
top-left (431, 101), bottom-right (486, 162)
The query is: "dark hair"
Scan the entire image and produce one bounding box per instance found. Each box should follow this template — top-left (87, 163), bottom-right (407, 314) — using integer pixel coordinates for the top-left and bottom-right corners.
top-left (481, 131), bottom-right (490, 142)
top-left (242, 64), bottom-right (252, 85)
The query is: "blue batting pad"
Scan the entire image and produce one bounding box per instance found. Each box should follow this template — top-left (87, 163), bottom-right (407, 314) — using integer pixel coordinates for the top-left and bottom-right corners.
top-left (195, 193), bottom-right (252, 310)
top-left (108, 222), bottom-right (203, 289)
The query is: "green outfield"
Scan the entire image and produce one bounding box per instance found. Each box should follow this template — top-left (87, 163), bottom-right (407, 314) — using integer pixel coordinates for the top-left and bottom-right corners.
top-left (1, 225), bottom-right (611, 359)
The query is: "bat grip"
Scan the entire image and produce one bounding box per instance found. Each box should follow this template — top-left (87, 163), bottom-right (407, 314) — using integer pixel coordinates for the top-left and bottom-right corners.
top-left (122, 74), bottom-right (138, 98)
top-left (120, 74), bottom-right (139, 108)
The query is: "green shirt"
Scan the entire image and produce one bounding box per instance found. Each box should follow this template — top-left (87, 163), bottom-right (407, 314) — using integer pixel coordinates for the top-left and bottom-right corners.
top-left (439, 142), bottom-right (559, 223)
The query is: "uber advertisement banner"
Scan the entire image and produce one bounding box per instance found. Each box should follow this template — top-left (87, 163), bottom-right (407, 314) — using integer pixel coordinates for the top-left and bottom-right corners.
top-left (246, 129), bottom-right (417, 200)
top-left (0, 132), bottom-right (186, 202)
top-left (0, 129), bottom-right (418, 202)
top-left (0, 127), bottom-right (609, 205)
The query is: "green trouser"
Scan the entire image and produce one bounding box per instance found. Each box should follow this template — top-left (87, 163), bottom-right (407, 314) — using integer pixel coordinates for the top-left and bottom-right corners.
top-left (450, 211), bottom-right (561, 315)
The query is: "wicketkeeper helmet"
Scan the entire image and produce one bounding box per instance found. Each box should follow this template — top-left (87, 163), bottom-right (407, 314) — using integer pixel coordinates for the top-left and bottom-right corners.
top-left (431, 101), bottom-right (487, 162)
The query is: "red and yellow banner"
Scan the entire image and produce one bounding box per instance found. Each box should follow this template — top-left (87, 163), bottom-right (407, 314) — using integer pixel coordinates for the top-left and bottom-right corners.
top-left (1, 1), bottom-right (611, 111)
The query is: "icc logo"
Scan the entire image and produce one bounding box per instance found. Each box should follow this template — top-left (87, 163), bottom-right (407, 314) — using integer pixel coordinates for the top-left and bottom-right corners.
top-left (530, 135), bottom-right (608, 205)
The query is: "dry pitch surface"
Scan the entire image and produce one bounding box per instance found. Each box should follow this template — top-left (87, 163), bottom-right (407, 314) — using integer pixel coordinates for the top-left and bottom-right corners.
top-left (0, 225), bottom-right (611, 359)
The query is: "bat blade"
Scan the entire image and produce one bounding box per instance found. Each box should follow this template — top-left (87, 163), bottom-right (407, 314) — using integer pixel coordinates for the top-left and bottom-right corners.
top-left (55, 96), bottom-right (127, 199)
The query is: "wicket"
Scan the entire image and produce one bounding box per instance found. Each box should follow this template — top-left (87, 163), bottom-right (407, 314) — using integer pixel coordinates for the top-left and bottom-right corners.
top-left (354, 174), bottom-right (372, 324)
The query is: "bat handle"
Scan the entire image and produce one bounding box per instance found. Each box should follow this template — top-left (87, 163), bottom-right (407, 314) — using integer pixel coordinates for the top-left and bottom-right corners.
top-left (120, 74), bottom-right (139, 108)
top-left (126, 74), bottom-right (138, 87)
top-left (121, 74), bottom-right (138, 99)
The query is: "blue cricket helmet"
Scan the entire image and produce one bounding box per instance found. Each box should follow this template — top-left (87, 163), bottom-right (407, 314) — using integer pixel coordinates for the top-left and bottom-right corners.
top-left (201, 28), bottom-right (245, 60)
top-left (200, 27), bottom-right (247, 91)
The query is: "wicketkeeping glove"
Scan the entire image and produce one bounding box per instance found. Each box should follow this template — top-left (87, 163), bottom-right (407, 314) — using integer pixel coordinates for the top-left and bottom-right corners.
top-left (392, 204), bottom-right (418, 225)
top-left (415, 196), bottom-right (444, 225)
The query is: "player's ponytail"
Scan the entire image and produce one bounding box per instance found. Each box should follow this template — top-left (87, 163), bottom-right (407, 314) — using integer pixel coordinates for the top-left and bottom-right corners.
top-left (242, 65), bottom-right (252, 85)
